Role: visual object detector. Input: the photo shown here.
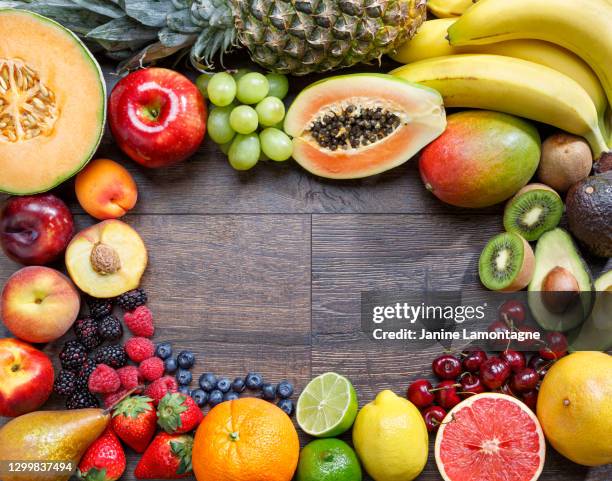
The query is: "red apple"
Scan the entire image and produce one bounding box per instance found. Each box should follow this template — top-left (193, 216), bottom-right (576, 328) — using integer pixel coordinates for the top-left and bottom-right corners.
top-left (109, 68), bottom-right (207, 168)
top-left (0, 338), bottom-right (54, 417)
top-left (0, 194), bottom-right (74, 265)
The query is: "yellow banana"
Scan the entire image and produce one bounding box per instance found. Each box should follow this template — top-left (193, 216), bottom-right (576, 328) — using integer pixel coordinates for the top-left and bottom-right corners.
top-left (391, 54), bottom-right (610, 158)
top-left (390, 19), bottom-right (608, 118)
top-left (427, 0), bottom-right (475, 18)
top-left (447, 0), bottom-right (612, 108)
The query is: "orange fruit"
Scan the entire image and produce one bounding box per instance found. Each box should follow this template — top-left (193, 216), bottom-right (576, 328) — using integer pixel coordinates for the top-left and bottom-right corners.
top-left (192, 397), bottom-right (299, 481)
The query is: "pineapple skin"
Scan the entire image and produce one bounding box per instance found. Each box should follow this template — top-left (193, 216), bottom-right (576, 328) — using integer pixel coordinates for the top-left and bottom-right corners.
top-left (232, 0), bottom-right (427, 75)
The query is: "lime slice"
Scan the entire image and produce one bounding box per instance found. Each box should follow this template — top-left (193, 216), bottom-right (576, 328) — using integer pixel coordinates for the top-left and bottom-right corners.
top-left (297, 372), bottom-right (358, 438)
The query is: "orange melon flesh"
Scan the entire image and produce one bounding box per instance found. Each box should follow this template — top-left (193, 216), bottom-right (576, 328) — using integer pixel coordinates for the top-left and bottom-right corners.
top-left (0, 9), bottom-right (106, 194)
top-left (284, 74), bottom-right (447, 179)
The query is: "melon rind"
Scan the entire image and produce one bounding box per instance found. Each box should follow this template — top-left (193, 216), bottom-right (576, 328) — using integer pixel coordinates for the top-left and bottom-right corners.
top-left (0, 8), bottom-right (107, 195)
top-left (284, 73), bottom-right (446, 179)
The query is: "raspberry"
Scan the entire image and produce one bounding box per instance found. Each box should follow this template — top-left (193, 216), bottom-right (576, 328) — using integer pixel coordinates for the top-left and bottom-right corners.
top-left (145, 376), bottom-right (178, 405)
top-left (117, 366), bottom-right (143, 391)
top-left (125, 337), bottom-right (155, 363)
top-left (124, 306), bottom-right (154, 338)
top-left (103, 388), bottom-right (131, 409)
top-left (88, 364), bottom-right (121, 394)
top-left (139, 357), bottom-right (164, 382)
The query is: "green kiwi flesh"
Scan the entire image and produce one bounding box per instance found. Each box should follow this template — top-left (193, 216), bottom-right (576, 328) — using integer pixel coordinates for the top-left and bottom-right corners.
top-left (479, 232), bottom-right (526, 291)
top-left (503, 188), bottom-right (563, 241)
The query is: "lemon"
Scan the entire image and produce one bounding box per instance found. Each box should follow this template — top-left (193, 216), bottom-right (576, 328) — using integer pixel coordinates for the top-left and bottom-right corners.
top-left (537, 351), bottom-right (612, 466)
top-left (352, 390), bottom-right (428, 481)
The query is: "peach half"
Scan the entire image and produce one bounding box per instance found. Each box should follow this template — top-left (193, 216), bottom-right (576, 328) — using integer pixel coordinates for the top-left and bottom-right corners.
top-left (65, 219), bottom-right (147, 298)
top-left (75, 158), bottom-right (138, 220)
top-left (1, 266), bottom-right (80, 343)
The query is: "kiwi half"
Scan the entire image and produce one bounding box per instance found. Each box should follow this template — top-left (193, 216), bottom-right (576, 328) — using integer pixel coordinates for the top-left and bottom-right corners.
top-left (503, 184), bottom-right (563, 241)
top-left (479, 232), bottom-right (535, 292)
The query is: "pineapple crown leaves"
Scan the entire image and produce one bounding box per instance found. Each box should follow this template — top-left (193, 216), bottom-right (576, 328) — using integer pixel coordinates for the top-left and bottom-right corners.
top-left (157, 392), bottom-right (189, 433)
top-left (170, 436), bottom-right (194, 475)
top-left (112, 395), bottom-right (154, 419)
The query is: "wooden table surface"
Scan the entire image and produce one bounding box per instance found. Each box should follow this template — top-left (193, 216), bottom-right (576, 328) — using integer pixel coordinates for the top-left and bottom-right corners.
top-left (1, 60), bottom-right (610, 481)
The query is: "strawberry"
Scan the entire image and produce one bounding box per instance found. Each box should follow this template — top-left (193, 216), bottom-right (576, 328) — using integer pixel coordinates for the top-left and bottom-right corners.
top-left (157, 392), bottom-right (203, 434)
top-left (134, 432), bottom-right (193, 479)
top-left (111, 395), bottom-right (157, 453)
top-left (78, 427), bottom-right (126, 481)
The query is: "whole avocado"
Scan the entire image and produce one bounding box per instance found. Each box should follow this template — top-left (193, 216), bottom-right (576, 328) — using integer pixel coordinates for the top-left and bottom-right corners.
top-left (566, 172), bottom-right (612, 257)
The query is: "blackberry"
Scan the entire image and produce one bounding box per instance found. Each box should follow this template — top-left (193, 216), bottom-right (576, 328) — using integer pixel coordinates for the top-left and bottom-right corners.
top-left (74, 317), bottom-right (102, 351)
top-left (78, 357), bottom-right (98, 389)
top-left (53, 370), bottom-right (78, 396)
top-left (116, 288), bottom-right (147, 311)
top-left (66, 390), bottom-right (99, 409)
top-left (94, 345), bottom-right (127, 369)
top-left (98, 315), bottom-right (123, 341)
top-left (87, 297), bottom-right (113, 319)
top-left (59, 340), bottom-right (88, 372)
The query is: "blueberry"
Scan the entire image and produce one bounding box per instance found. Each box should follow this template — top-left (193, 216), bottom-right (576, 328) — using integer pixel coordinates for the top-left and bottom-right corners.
top-left (191, 389), bottom-right (209, 407)
top-left (276, 380), bottom-right (294, 399)
top-left (245, 372), bottom-right (263, 390)
top-left (164, 358), bottom-right (178, 374)
top-left (216, 378), bottom-right (231, 393)
top-left (277, 399), bottom-right (294, 416)
top-left (199, 372), bottom-right (217, 392)
top-left (177, 351), bottom-right (195, 369)
top-left (176, 369), bottom-right (192, 386)
top-left (231, 377), bottom-right (245, 393)
top-left (208, 390), bottom-right (223, 407)
top-left (178, 386), bottom-right (191, 396)
top-left (155, 342), bottom-right (172, 360)
top-left (262, 383), bottom-right (276, 401)
top-left (224, 392), bottom-right (239, 402)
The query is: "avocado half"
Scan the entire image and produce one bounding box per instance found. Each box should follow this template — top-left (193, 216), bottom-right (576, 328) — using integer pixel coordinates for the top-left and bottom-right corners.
top-left (528, 228), bottom-right (594, 331)
top-left (569, 270), bottom-right (612, 351)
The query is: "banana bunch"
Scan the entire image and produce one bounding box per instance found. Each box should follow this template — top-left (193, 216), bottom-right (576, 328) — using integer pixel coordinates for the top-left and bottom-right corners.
top-left (391, 0), bottom-right (612, 157)
top-left (427, 0), bottom-right (475, 18)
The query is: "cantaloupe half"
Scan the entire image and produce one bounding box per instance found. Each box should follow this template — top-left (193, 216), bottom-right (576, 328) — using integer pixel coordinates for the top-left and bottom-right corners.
top-left (0, 9), bottom-right (106, 194)
top-left (284, 74), bottom-right (447, 179)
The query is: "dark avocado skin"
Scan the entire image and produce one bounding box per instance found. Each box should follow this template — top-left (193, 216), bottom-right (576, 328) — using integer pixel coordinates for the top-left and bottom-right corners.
top-left (566, 172), bottom-right (612, 258)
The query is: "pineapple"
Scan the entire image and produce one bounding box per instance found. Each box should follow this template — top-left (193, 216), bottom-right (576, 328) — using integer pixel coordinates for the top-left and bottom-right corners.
top-left (10, 0), bottom-right (426, 75)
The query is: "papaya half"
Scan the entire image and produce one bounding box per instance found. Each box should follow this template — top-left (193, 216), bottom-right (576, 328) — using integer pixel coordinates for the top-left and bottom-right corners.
top-left (0, 9), bottom-right (106, 194)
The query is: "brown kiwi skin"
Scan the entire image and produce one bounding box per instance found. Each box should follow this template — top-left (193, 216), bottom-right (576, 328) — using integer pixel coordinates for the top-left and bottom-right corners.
top-left (502, 235), bottom-right (535, 292)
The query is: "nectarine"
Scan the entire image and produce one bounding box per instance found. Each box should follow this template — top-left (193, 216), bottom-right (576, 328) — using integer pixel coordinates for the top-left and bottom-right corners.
top-left (1, 266), bottom-right (80, 343)
top-left (75, 158), bottom-right (138, 220)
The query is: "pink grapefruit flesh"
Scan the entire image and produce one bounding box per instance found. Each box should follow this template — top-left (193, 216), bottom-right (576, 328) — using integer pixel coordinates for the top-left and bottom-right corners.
top-left (435, 393), bottom-right (545, 481)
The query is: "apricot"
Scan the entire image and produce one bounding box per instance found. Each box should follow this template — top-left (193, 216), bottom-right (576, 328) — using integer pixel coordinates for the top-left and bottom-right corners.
top-left (75, 158), bottom-right (137, 219)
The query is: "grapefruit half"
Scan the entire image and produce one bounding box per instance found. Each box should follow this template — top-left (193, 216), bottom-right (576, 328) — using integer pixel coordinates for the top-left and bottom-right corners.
top-left (435, 393), bottom-right (545, 481)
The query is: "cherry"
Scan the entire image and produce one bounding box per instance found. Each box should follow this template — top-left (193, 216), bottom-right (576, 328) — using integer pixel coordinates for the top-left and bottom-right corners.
top-left (480, 357), bottom-right (511, 389)
top-left (512, 368), bottom-right (540, 392)
top-left (461, 349), bottom-right (488, 372)
top-left (539, 331), bottom-right (568, 360)
top-left (499, 300), bottom-right (526, 326)
top-left (528, 355), bottom-right (553, 378)
top-left (407, 379), bottom-right (435, 408)
top-left (459, 373), bottom-right (485, 398)
top-left (487, 320), bottom-right (511, 350)
top-left (522, 390), bottom-right (539, 411)
top-left (422, 405), bottom-right (447, 433)
top-left (435, 380), bottom-right (462, 409)
top-left (432, 354), bottom-right (462, 380)
top-left (498, 381), bottom-right (516, 397)
top-left (500, 350), bottom-right (526, 373)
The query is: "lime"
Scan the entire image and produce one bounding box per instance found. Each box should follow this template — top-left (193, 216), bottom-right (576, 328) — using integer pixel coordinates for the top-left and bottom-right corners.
top-left (296, 439), bottom-right (362, 481)
top-left (297, 372), bottom-right (358, 437)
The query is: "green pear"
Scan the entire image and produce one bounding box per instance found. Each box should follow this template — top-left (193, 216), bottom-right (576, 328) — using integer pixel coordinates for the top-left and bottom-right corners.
top-left (0, 408), bottom-right (109, 481)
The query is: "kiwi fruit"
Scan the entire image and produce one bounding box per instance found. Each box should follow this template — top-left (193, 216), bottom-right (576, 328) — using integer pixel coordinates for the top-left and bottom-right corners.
top-left (479, 232), bottom-right (535, 292)
top-left (503, 184), bottom-right (564, 241)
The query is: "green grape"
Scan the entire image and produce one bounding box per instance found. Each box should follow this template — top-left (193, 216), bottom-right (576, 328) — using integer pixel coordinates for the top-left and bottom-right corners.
top-left (207, 106), bottom-right (235, 144)
top-left (236, 72), bottom-right (269, 104)
top-left (195, 74), bottom-right (212, 99)
top-left (228, 133), bottom-right (260, 170)
top-left (259, 128), bottom-right (293, 162)
top-left (207, 72), bottom-right (236, 107)
top-left (266, 73), bottom-right (289, 100)
top-left (233, 68), bottom-right (251, 81)
top-left (255, 97), bottom-right (285, 127)
top-left (229, 105), bottom-right (259, 134)
top-left (219, 141), bottom-right (232, 155)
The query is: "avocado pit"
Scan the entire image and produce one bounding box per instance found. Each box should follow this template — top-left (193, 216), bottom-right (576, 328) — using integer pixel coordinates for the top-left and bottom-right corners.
top-left (541, 266), bottom-right (580, 314)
